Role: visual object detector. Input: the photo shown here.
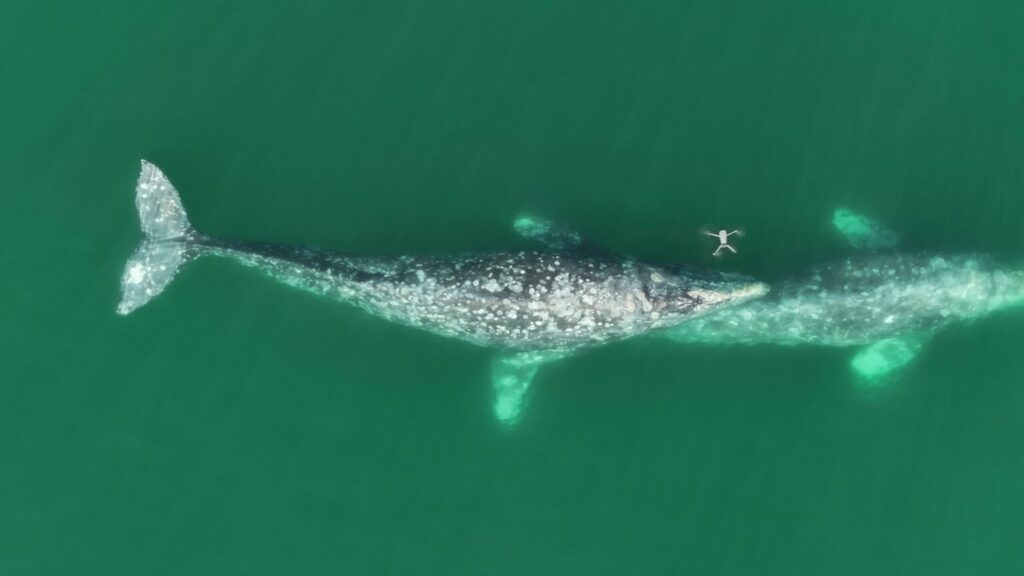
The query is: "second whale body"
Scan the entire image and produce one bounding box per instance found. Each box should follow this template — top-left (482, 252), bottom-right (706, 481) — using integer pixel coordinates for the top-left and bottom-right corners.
top-left (666, 211), bottom-right (1024, 384)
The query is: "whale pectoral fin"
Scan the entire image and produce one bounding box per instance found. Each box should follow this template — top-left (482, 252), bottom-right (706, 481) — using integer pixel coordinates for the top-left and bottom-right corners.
top-left (513, 215), bottom-right (587, 250)
top-left (850, 335), bottom-right (926, 389)
top-left (491, 350), bottom-right (568, 425)
top-left (832, 208), bottom-right (900, 250)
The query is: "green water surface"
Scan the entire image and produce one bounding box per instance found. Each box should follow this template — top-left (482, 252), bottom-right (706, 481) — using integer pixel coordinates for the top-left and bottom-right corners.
top-left (3, 1), bottom-right (1024, 574)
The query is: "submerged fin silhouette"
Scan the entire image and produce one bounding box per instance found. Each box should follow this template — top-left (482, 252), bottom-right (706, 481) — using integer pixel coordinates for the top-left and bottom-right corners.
top-left (491, 350), bottom-right (568, 425)
top-left (832, 208), bottom-right (900, 250)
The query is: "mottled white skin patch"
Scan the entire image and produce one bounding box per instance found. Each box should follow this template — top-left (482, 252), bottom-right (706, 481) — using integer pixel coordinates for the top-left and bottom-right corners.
top-left (202, 239), bottom-right (767, 352)
top-left (665, 253), bottom-right (1024, 347)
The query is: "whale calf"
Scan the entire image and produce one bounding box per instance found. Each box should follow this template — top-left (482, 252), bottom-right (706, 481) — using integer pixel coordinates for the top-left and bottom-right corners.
top-left (665, 210), bottom-right (1024, 384)
top-left (118, 161), bottom-right (766, 423)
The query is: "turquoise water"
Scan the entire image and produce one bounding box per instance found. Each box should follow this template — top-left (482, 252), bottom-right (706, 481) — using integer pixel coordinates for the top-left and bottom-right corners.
top-left (3, 2), bottom-right (1024, 574)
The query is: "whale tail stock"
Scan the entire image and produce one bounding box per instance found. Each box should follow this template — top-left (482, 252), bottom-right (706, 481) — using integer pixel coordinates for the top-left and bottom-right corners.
top-left (117, 160), bottom-right (199, 315)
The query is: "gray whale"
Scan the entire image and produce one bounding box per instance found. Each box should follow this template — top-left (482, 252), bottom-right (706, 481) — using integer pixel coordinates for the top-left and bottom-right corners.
top-left (118, 161), bottom-right (766, 423)
top-left (666, 211), bottom-right (1024, 385)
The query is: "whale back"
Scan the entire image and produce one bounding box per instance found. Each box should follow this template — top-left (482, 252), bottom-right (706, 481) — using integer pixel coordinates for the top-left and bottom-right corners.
top-left (665, 253), bottom-right (1024, 347)
top-left (298, 250), bottom-right (766, 351)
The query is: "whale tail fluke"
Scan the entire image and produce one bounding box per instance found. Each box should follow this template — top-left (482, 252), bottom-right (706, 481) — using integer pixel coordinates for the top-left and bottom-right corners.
top-left (117, 160), bottom-right (197, 315)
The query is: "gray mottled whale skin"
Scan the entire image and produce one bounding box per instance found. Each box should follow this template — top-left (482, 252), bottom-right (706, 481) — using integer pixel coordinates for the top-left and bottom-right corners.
top-left (196, 240), bottom-right (760, 352)
top-left (118, 161), bottom-right (766, 423)
top-left (666, 212), bottom-right (1024, 384)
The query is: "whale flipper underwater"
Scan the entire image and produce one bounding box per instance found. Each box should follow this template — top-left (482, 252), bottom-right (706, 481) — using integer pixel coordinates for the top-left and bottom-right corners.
top-left (119, 161), bottom-right (767, 424)
top-left (665, 209), bottom-right (1024, 388)
top-left (831, 210), bottom-right (926, 381)
top-left (831, 208), bottom-right (901, 251)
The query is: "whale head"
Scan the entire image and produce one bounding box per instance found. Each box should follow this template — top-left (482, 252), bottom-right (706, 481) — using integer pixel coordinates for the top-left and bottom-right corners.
top-left (642, 265), bottom-right (768, 327)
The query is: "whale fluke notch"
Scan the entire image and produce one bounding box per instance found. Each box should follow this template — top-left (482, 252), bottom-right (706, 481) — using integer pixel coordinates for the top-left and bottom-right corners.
top-left (513, 215), bottom-right (585, 251)
top-left (832, 209), bottom-right (900, 250)
top-left (492, 350), bottom-right (568, 425)
top-left (117, 160), bottom-right (197, 315)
